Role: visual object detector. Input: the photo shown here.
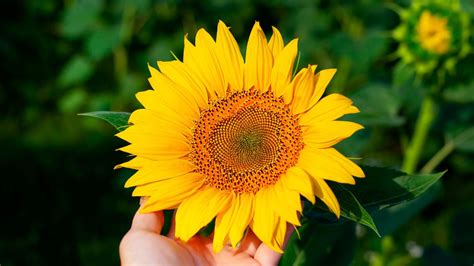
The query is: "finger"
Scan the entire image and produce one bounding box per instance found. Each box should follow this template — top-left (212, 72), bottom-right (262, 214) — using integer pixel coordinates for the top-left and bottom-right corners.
top-left (239, 230), bottom-right (261, 257)
top-left (129, 197), bottom-right (164, 234)
top-left (254, 223), bottom-right (295, 266)
top-left (167, 211), bottom-right (176, 238)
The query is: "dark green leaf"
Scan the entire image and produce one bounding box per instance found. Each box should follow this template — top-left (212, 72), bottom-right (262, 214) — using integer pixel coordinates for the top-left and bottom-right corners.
top-left (334, 184), bottom-right (380, 236)
top-left (280, 221), bottom-right (356, 266)
top-left (443, 81), bottom-right (474, 103)
top-left (370, 181), bottom-right (442, 236)
top-left (350, 166), bottom-right (446, 210)
top-left (305, 184), bottom-right (380, 236)
top-left (79, 111), bottom-right (130, 131)
top-left (451, 127), bottom-right (474, 152)
top-left (305, 166), bottom-right (445, 236)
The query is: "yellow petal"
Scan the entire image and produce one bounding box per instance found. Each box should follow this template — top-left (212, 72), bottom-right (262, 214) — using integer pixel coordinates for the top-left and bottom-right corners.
top-left (216, 21), bottom-right (244, 92)
top-left (124, 159), bottom-right (195, 188)
top-left (115, 156), bottom-right (153, 170)
top-left (297, 147), bottom-right (356, 184)
top-left (133, 172), bottom-right (201, 196)
top-left (281, 167), bottom-right (315, 204)
top-left (318, 148), bottom-right (365, 178)
top-left (309, 68), bottom-right (337, 106)
top-left (118, 139), bottom-right (190, 160)
top-left (289, 65), bottom-right (317, 114)
top-left (271, 39), bottom-right (298, 97)
top-left (117, 128), bottom-right (189, 161)
top-left (267, 181), bottom-right (301, 226)
top-left (228, 193), bottom-right (254, 247)
top-left (244, 22), bottom-right (273, 92)
top-left (183, 32), bottom-right (226, 100)
top-left (273, 217), bottom-right (287, 253)
top-left (311, 177), bottom-right (340, 217)
top-left (135, 90), bottom-right (195, 129)
top-left (148, 65), bottom-right (200, 120)
top-left (139, 173), bottom-right (204, 211)
top-left (128, 108), bottom-right (191, 138)
top-left (251, 188), bottom-right (281, 252)
top-left (175, 187), bottom-right (232, 241)
top-left (303, 121), bottom-right (364, 148)
top-left (268, 26), bottom-right (284, 59)
top-left (157, 60), bottom-right (208, 108)
top-left (213, 193), bottom-right (237, 252)
top-left (300, 93), bottom-right (360, 125)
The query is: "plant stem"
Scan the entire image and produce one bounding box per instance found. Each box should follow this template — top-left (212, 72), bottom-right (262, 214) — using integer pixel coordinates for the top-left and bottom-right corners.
top-left (420, 140), bottom-right (454, 174)
top-left (421, 128), bottom-right (474, 173)
top-left (402, 96), bottom-right (437, 173)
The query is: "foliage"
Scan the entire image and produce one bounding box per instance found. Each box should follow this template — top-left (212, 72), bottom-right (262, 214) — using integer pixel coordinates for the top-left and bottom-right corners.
top-left (1, 0), bottom-right (474, 265)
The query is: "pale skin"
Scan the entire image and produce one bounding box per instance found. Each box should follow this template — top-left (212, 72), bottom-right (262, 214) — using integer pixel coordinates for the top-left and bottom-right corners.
top-left (120, 198), bottom-right (294, 266)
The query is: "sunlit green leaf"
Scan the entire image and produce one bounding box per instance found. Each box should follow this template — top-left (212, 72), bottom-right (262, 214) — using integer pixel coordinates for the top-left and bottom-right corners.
top-left (85, 25), bottom-right (122, 60)
top-left (79, 111), bottom-right (130, 131)
top-left (350, 84), bottom-right (405, 127)
top-left (60, 0), bottom-right (103, 38)
top-left (59, 88), bottom-right (87, 113)
top-left (58, 56), bottom-right (94, 88)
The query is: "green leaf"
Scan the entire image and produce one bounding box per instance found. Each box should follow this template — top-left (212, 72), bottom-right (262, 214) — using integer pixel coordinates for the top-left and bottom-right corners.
top-left (58, 56), bottom-right (94, 88)
top-left (443, 80), bottom-right (474, 103)
top-left (280, 221), bottom-right (356, 266)
top-left (85, 25), bottom-right (122, 60)
top-left (305, 183), bottom-right (380, 236)
top-left (59, 88), bottom-right (87, 113)
top-left (451, 127), bottom-right (474, 152)
top-left (60, 0), bottom-right (103, 38)
top-left (334, 184), bottom-right (380, 236)
top-left (350, 84), bottom-right (405, 127)
top-left (305, 166), bottom-right (445, 236)
top-left (351, 166), bottom-right (446, 210)
top-left (79, 111), bottom-right (130, 131)
top-left (370, 182), bottom-right (442, 236)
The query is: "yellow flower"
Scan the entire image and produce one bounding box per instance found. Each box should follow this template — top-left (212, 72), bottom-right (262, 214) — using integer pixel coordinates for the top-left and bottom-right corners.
top-left (416, 11), bottom-right (451, 54)
top-left (116, 21), bottom-right (364, 253)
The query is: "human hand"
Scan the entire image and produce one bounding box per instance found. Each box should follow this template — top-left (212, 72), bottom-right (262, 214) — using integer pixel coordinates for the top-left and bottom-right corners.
top-left (119, 198), bottom-right (293, 266)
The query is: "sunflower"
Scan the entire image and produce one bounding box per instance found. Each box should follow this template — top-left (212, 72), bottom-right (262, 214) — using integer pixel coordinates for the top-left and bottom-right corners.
top-left (116, 21), bottom-right (364, 253)
top-left (393, 0), bottom-right (470, 76)
top-left (416, 11), bottom-right (451, 55)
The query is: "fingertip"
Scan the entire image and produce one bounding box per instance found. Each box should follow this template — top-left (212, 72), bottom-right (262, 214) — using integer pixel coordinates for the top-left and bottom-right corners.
top-left (254, 243), bottom-right (282, 266)
top-left (129, 199), bottom-right (164, 234)
top-left (254, 223), bottom-right (295, 265)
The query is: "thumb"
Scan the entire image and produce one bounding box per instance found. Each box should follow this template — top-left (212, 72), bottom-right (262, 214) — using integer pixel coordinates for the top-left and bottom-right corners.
top-left (130, 197), bottom-right (164, 234)
top-left (254, 223), bottom-right (295, 266)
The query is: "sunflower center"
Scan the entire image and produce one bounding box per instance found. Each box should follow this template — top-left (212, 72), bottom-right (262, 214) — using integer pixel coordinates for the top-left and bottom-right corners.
top-left (237, 131), bottom-right (262, 152)
top-left (212, 106), bottom-right (280, 173)
top-left (190, 89), bottom-right (304, 194)
top-left (416, 11), bottom-right (451, 54)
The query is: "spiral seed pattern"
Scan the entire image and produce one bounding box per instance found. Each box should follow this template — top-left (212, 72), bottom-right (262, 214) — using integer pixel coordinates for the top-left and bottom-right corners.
top-left (190, 89), bottom-right (304, 194)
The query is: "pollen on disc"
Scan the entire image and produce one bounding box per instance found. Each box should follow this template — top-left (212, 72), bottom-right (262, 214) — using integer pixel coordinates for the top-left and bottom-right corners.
top-left (190, 89), bottom-right (304, 194)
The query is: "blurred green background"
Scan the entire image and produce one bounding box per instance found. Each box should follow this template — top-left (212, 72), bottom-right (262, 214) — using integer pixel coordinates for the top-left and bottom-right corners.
top-left (1, 0), bottom-right (473, 265)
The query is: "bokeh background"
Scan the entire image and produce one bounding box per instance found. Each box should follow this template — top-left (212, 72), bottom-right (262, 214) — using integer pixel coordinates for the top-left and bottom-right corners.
top-left (1, 0), bottom-right (473, 265)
